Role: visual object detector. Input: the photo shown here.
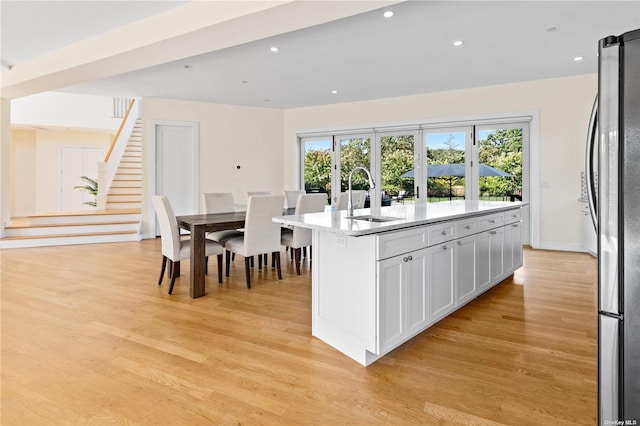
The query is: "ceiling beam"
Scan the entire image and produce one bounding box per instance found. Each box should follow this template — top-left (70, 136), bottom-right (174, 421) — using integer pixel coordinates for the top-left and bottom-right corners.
top-left (1, 0), bottom-right (403, 100)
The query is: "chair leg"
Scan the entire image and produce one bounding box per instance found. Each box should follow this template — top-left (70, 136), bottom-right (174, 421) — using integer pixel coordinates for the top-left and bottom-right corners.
top-left (303, 247), bottom-right (307, 258)
top-left (244, 257), bottom-right (252, 288)
top-left (168, 260), bottom-right (174, 278)
top-left (272, 253), bottom-right (276, 267)
top-left (217, 254), bottom-right (223, 283)
top-left (158, 256), bottom-right (167, 285)
top-left (258, 254), bottom-right (263, 270)
top-left (226, 249), bottom-right (231, 277)
top-left (205, 256), bottom-right (209, 275)
top-left (263, 253), bottom-right (268, 266)
top-left (251, 256), bottom-right (254, 267)
top-left (309, 246), bottom-right (312, 260)
top-left (274, 252), bottom-right (282, 279)
top-left (168, 261), bottom-right (180, 294)
top-left (294, 248), bottom-right (301, 275)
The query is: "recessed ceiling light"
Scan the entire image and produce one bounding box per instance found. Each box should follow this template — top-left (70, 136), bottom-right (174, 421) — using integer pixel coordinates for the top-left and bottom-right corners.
top-left (383, 10), bottom-right (394, 18)
top-left (270, 46), bottom-right (279, 53)
top-left (453, 40), bottom-right (464, 47)
top-left (574, 56), bottom-right (584, 61)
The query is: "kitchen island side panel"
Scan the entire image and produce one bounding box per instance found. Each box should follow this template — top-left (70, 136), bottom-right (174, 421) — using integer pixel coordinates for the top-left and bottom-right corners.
top-left (312, 229), bottom-right (379, 364)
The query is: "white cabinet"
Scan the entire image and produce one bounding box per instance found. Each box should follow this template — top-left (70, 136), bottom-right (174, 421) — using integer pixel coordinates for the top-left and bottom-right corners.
top-left (477, 226), bottom-right (504, 292)
top-left (312, 206), bottom-right (525, 366)
top-left (489, 226), bottom-right (504, 282)
top-left (377, 248), bottom-right (428, 354)
top-left (503, 222), bottom-right (523, 273)
top-left (476, 230), bottom-right (492, 291)
top-left (427, 243), bottom-right (455, 322)
top-left (455, 235), bottom-right (477, 306)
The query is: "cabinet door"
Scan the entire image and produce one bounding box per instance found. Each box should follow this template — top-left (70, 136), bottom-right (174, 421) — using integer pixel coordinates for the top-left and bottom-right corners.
top-left (405, 249), bottom-right (429, 336)
top-left (427, 243), bottom-right (455, 322)
top-left (503, 224), bottom-right (515, 273)
top-left (489, 227), bottom-right (504, 282)
top-left (477, 231), bottom-right (492, 291)
top-left (455, 235), bottom-right (477, 306)
top-left (377, 257), bottom-right (405, 354)
top-left (511, 222), bottom-right (523, 270)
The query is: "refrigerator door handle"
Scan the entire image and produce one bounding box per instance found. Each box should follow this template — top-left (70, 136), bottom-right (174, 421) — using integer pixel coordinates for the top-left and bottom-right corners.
top-left (585, 96), bottom-right (598, 230)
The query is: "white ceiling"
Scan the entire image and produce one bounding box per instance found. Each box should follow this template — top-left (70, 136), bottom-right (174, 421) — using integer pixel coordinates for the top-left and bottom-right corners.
top-left (2, 1), bottom-right (639, 109)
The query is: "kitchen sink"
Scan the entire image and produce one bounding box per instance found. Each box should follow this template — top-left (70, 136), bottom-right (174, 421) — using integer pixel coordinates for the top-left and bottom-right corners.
top-left (346, 215), bottom-right (400, 223)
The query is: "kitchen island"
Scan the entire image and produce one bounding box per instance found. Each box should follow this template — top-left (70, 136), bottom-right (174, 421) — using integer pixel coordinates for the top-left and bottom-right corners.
top-left (274, 200), bottom-right (524, 366)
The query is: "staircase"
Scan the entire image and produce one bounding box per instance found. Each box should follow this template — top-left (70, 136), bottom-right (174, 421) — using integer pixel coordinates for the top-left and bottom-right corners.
top-left (106, 119), bottom-right (142, 210)
top-left (1, 119), bottom-right (144, 249)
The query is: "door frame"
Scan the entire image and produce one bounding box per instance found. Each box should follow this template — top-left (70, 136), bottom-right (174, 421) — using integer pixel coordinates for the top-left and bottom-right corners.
top-left (147, 120), bottom-right (199, 237)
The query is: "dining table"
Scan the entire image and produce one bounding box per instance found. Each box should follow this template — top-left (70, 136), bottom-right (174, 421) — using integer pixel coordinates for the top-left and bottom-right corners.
top-left (176, 208), bottom-right (295, 298)
top-left (176, 211), bottom-right (247, 298)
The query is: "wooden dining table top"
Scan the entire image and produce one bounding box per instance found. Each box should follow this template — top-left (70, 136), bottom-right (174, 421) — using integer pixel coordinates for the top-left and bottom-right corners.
top-left (176, 211), bottom-right (247, 232)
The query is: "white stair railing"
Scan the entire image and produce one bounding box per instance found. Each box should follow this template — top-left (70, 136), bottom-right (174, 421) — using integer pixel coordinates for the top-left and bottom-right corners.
top-left (97, 99), bottom-right (139, 210)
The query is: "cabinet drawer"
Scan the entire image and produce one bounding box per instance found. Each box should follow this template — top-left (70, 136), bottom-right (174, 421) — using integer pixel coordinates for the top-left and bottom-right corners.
top-left (455, 218), bottom-right (477, 238)
top-left (377, 227), bottom-right (427, 260)
top-left (427, 222), bottom-right (455, 246)
top-left (477, 212), bottom-right (504, 232)
top-left (504, 208), bottom-right (522, 224)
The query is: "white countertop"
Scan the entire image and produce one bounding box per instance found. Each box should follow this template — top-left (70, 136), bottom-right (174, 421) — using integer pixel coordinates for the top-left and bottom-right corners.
top-left (274, 200), bottom-right (525, 236)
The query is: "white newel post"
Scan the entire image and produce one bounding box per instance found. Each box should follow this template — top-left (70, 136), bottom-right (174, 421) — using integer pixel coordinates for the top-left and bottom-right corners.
top-left (97, 160), bottom-right (107, 210)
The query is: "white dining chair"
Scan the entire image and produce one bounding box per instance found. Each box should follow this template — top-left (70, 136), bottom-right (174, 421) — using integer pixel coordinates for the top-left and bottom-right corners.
top-left (202, 192), bottom-right (244, 273)
top-left (284, 190), bottom-right (305, 210)
top-left (336, 190), bottom-right (366, 210)
top-left (202, 192), bottom-right (244, 244)
top-left (224, 194), bottom-right (285, 288)
top-left (152, 195), bottom-right (224, 294)
top-left (281, 193), bottom-right (327, 274)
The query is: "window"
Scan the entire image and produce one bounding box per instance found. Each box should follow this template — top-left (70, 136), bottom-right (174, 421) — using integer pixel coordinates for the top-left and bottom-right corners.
top-left (301, 136), bottom-right (332, 198)
top-left (423, 127), bottom-right (472, 202)
top-left (297, 116), bottom-right (530, 244)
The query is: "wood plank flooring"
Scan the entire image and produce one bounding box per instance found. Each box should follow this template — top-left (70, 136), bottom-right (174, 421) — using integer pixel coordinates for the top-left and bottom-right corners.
top-left (1, 240), bottom-right (597, 425)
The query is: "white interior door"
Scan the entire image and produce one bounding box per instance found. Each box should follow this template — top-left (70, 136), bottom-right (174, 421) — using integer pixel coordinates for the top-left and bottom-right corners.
top-left (60, 146), bottom-right (104, 211)
top-left (154, 122), bottom-right (199, 235)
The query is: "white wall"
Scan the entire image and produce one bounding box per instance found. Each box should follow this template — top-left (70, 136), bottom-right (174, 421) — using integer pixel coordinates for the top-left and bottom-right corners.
top-left (140, 97), bottom-right (284, 237)
top-left (11, 92), bottom-right (122, 131)
top-left (11, 128), bottom-right (112, 215)
top-left (283, 74), bottom-right (597, 251)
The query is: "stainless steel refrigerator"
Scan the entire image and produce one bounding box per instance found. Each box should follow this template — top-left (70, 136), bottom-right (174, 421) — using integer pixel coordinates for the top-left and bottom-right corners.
top-left (586, 28), bottom-right (640, 425)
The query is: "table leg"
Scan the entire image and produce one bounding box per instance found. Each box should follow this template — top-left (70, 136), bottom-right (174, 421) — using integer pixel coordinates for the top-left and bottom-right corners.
top-left (190, 224), bottom-right (206, 298)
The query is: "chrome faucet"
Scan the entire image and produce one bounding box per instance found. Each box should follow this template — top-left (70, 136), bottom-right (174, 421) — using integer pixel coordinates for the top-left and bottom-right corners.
top-left (348, 166), bottom-right (375, 217)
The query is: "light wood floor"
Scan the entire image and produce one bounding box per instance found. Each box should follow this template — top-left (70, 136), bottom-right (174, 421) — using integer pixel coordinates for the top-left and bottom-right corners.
top-left (1, 240), bottom-right (597, 425)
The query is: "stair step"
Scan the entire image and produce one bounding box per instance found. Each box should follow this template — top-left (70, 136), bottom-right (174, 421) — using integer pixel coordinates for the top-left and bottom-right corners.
top-left (0, 231), bottom-right (141, 249)
top-left (5, 221), bottom-right (140, 237)
top-left (114, 173), bottom-right (141, 179)
top-left (22, 210), bottom-right (141, 225)
top-left (107, 194), bottom-right (142, 202)
top-left (107, 201), bottom-right (142, 209)
top-left (108, 187), bottom-right (141, 194)
top-left (111, 180), bottom-right (141, 188)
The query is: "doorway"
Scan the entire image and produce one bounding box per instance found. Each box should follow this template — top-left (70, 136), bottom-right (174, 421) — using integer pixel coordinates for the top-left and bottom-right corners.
top-left (152, 121), bottom-right (199, 236)
top-left (60, 146), bottom-right (105, 211)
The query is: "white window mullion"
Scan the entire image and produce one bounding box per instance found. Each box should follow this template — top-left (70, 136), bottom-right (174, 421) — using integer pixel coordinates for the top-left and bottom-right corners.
top-left (467, 126), bottom-right (479, 201)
